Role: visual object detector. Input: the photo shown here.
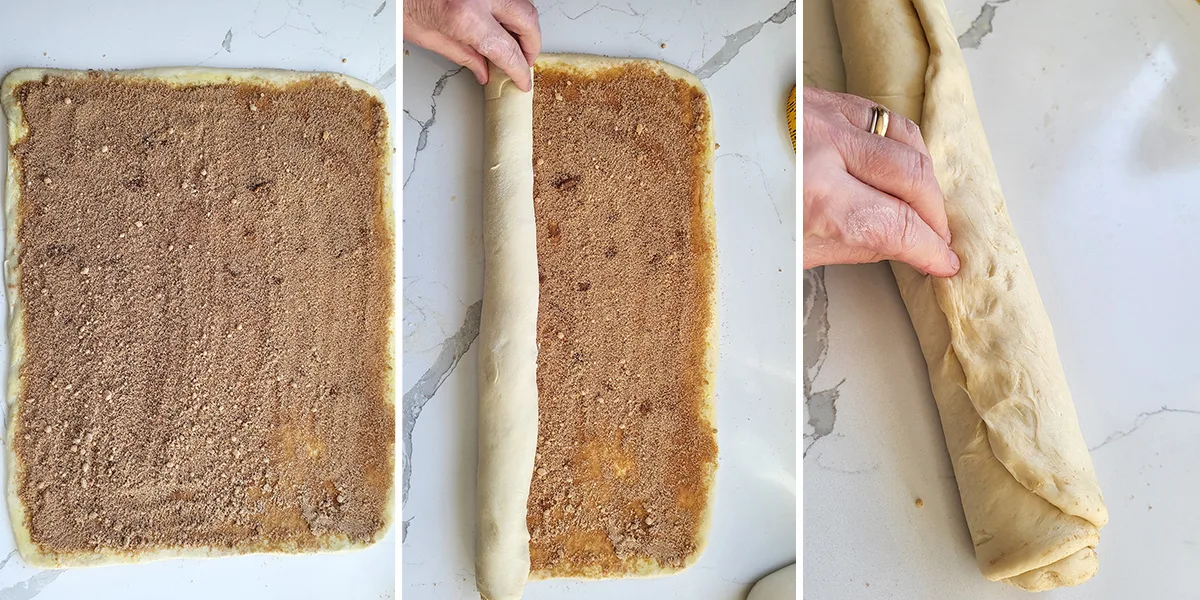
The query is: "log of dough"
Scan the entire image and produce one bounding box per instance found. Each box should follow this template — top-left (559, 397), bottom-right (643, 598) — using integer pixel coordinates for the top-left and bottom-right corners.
top-left (831, 0), bottom-right (1108, 590)
top-left (477, 63), bottom-right (540, 600)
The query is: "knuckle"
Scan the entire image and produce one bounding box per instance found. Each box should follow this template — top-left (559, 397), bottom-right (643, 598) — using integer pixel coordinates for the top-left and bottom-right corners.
top-left (515, 0), bottom-right (540, 24)
top-left (860, 143), bottom-right (891, 178)
top-left (908, 150), bottom-right (937, 193)
top-left (446, 7), bottom-right (475, 35)
top-left (803, 85), bottom-right (831, 105)
top-left (505, 36), bottom-right (524, 59)
top-left (873, 206), bottom-right (922, 261)
top-left (898, 115), bottom-right (921, 140)
top-left (898, 208), bottom-right (921, 253)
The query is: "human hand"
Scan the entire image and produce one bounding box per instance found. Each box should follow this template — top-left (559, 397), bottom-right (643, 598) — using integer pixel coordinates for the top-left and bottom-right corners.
top-left (802, 86), bottom-right (959, 277)
top-left (404, 0), bottom-right (542, 92)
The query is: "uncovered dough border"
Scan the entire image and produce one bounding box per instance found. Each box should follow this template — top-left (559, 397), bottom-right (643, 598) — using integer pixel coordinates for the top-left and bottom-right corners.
top-left (530, 53), bottom-right (719, 581)
top-left (0, 66), bottom-right (395, 569)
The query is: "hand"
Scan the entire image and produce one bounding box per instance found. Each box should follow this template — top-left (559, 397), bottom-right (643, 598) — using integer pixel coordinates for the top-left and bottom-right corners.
top-left (404, 0), bottom-right (542, 92)
top-left (803, 86), bottom-right (959, 277)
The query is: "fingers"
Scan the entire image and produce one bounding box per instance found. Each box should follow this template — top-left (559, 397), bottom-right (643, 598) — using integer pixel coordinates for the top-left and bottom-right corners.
top-left (406, 26), bottom-right (489, 85)
top-left (472, 17), bottom-right (533, 91)
top-left (835, 129), bottom-right (951, 243)
top-left (405, 0), bottom-right (536, 91)
top-left (833, 91), bottom-right (931, 156)
top-left (804, 87), bottom-right (959, 276)
top-left (492, 0), bottom-right (542, 66)
top-left (816, 90), bottom-right (951, 243)
top-left (827, 173), bottom-right (960, 276)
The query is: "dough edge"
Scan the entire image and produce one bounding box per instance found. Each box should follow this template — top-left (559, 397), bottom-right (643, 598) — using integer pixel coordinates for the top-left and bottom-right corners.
top-left (0, 66), bottom-right (396, 569)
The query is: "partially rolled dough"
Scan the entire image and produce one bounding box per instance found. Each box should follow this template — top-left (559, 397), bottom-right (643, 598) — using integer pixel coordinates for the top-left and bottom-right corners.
top-left (831, 0), bottom-right (1108, 590)
top-left (475, 54), bottom-right (717, 598)
top-left (476, 62), bottom-right (540, 600)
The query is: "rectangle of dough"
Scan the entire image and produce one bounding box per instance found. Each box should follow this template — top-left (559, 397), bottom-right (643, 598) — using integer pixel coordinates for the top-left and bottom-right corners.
top-left (1, 67), bottom-right (395, 568)
top-left (527, 55), bottom-right (718, 580)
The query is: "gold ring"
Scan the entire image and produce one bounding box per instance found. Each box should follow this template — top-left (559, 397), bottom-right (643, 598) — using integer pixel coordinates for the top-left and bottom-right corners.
top-left (868, 105), bottom-right (890, 137)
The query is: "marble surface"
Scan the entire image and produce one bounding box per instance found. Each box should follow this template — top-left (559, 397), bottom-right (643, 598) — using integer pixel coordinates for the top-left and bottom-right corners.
top-left (401, 1), bottom-right (796, 598)
top-left (803, 0), bottom-right (1200, 598)
top-left (0, 1), bottom-right (395, 598)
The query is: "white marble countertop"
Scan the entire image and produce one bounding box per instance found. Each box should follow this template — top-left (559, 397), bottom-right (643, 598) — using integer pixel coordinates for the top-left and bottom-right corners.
top-left (0, 1), bottom-right (396, 598)
top-left (804, 0), bottom-right (1200, 597)
top-left (401, 1), bottom-right (797, 598)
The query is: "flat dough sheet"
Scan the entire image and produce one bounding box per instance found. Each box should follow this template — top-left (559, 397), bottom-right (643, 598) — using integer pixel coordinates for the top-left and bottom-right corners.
top-left (831, 0), bottom-right (1107, 591)
top-left (476, 54), bottom-right (717, 600)
top-left (1, 67), bottom-right (395, 568)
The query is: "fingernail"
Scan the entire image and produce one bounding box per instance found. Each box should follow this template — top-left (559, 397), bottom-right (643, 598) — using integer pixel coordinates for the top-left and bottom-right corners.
top-left (949, 250), bottom-right (961, 273)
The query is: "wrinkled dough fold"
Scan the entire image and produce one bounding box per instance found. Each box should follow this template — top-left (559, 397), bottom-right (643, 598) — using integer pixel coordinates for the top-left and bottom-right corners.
top-left (831, 0), bottom-right (1106, 589)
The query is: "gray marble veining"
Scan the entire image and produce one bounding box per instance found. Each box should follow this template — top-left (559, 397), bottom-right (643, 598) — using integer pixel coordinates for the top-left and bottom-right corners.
top-left (401, 300), bottom-right (483, 540)
top-left (695, 0), bottom-right (796, 79)
top-left (403, 65), bottom-right (468, 189)
top-left (1090, 406), bottom-right (1200, 451)
top-left (0, 550), bottom-right (61, 600)
top-left (402, 1), bottom-right (795, 594)
top-left (560, 2), bottom-right (643, 21)
top-left (373, 64), bottom-right (397, 90)
top-left (803, 267), bottom-right (842, 457)
top-left (958, 0), bottom-right (1010, 49)
top-left (0, 571), bottom-right (61, 600)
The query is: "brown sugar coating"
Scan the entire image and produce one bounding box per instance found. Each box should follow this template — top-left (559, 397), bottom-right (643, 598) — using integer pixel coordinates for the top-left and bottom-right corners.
top-left (527, 63), bottom-right (717, 576)
top-left (9, 73), bottom-right (393, 558)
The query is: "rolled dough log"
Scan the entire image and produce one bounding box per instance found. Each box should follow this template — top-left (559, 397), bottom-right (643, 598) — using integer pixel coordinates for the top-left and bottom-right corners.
top-left (831, 0), bottom-right (1108, 590)
top-left (476, 63), bottom-right (540, 600)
